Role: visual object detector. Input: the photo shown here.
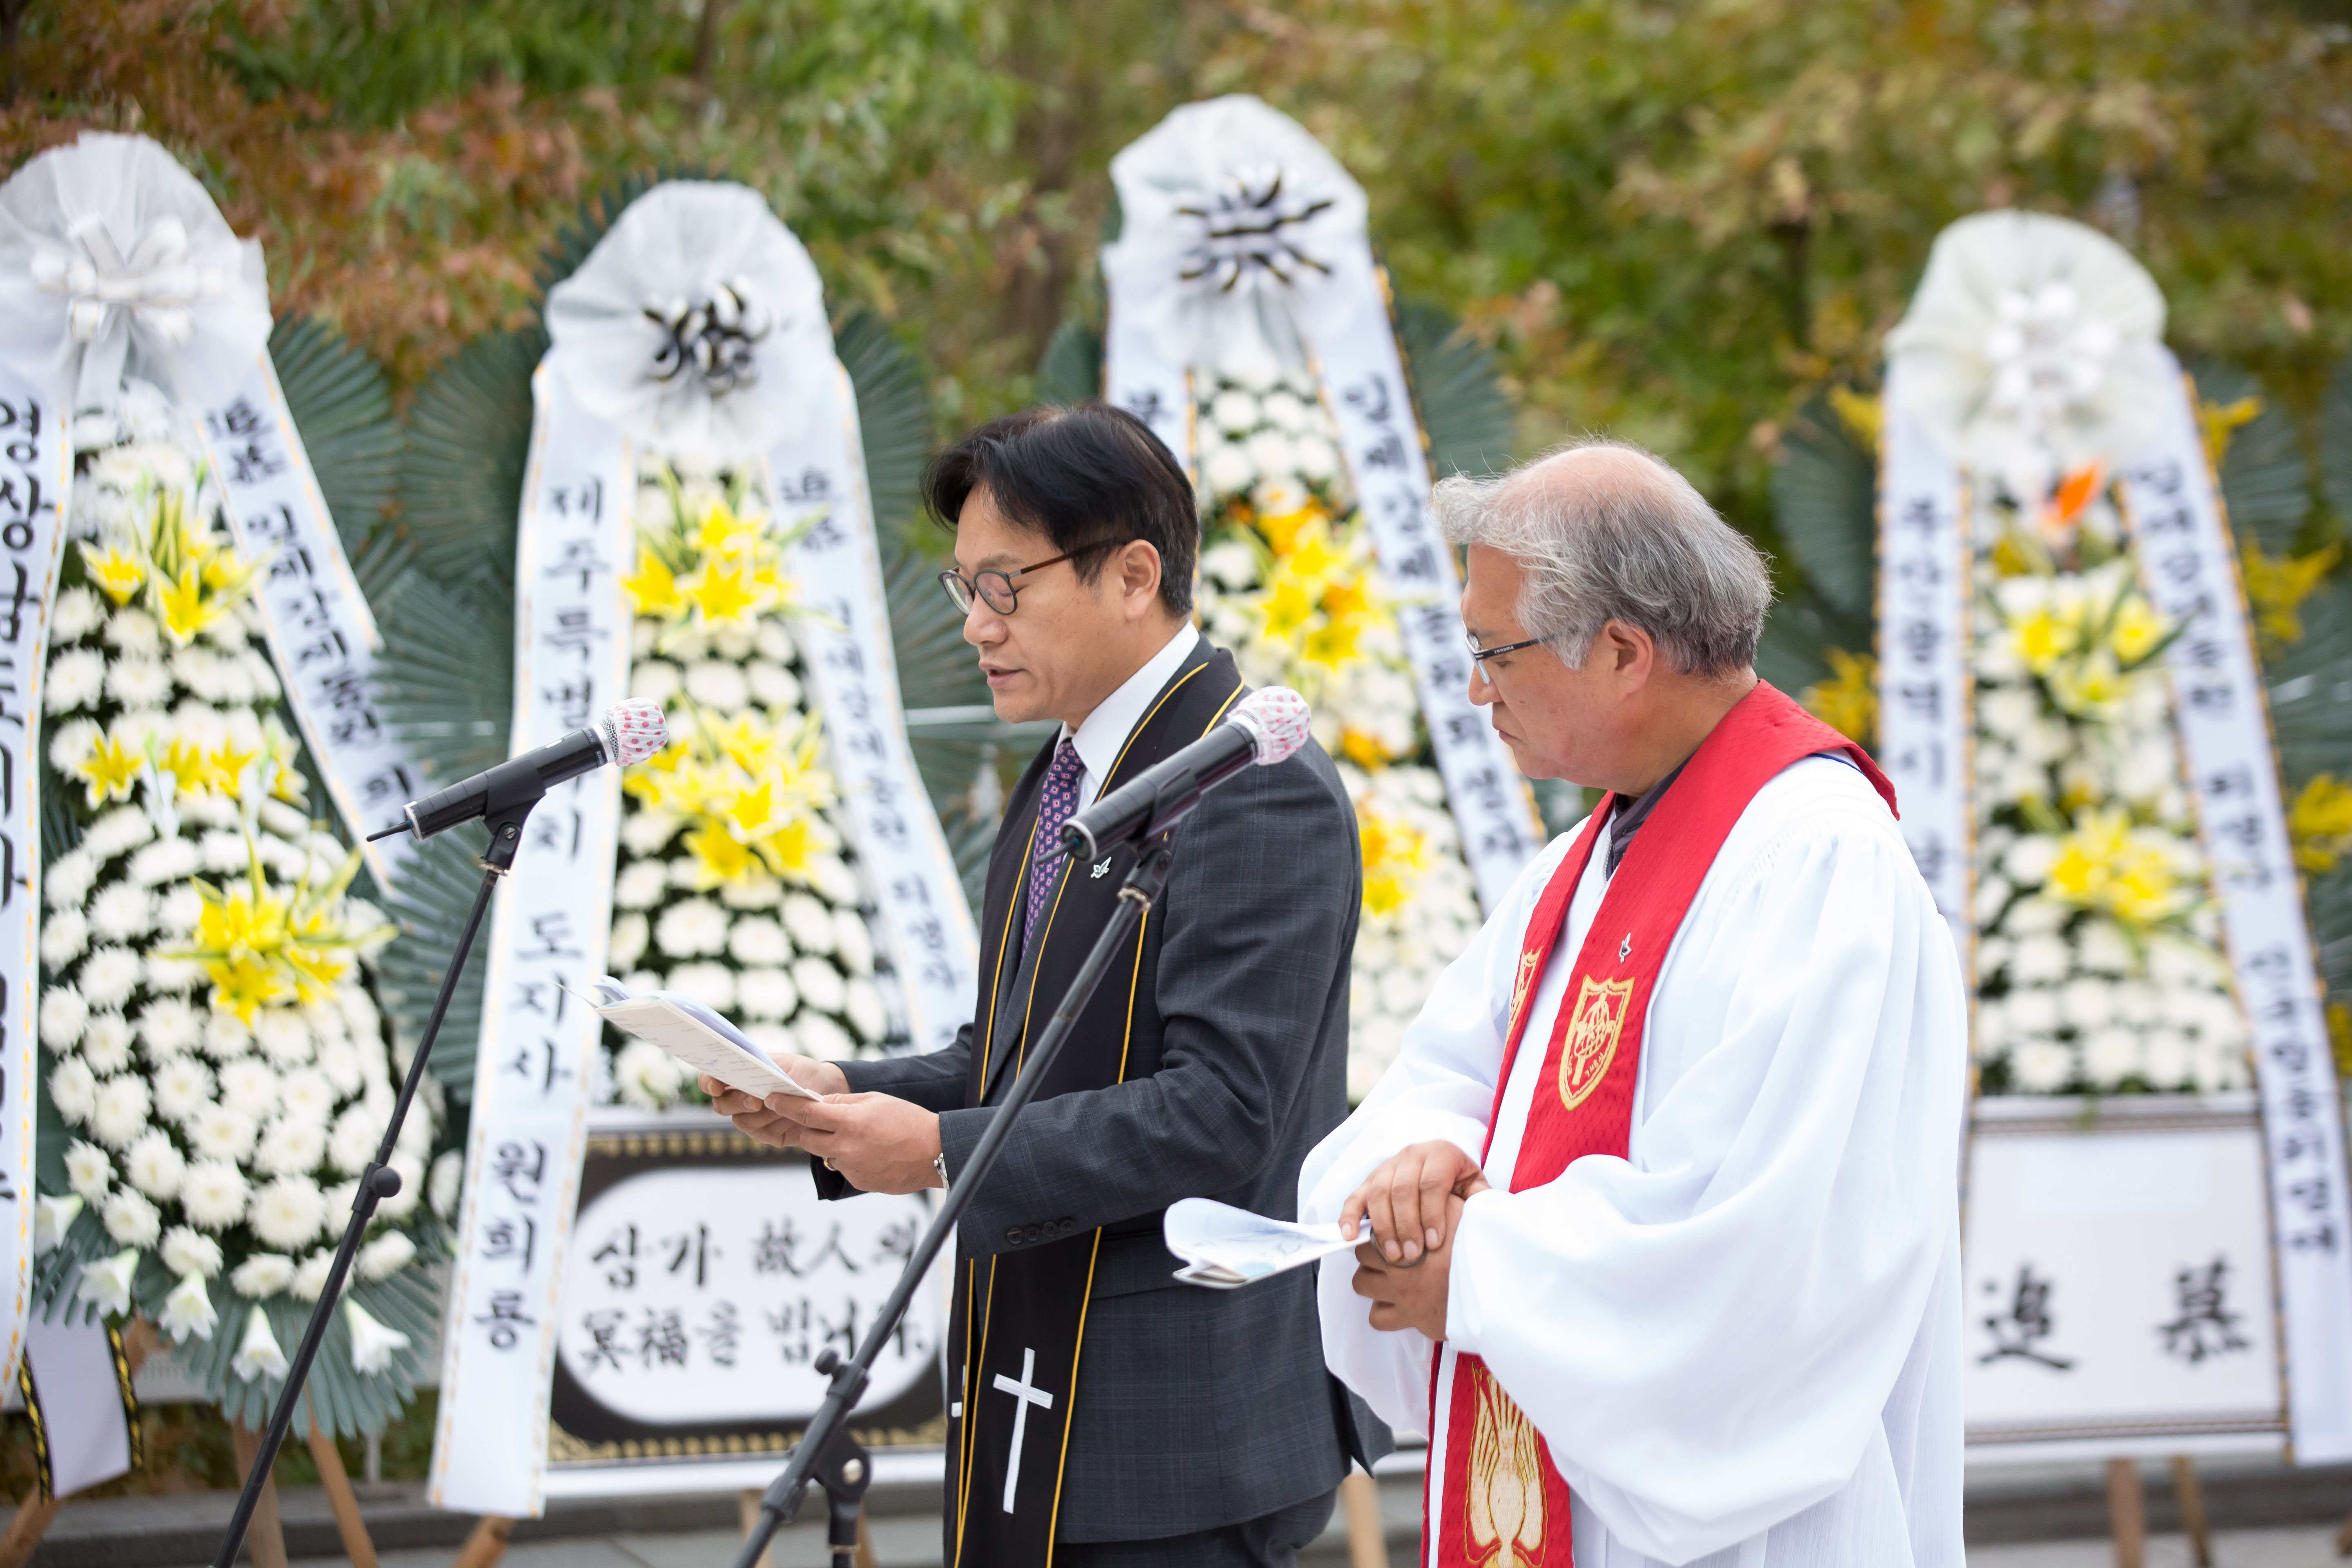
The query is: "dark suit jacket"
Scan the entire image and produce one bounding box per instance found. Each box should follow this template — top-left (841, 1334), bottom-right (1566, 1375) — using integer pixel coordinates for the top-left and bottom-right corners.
top-left (818, 638), bottom-right (1385, 1541)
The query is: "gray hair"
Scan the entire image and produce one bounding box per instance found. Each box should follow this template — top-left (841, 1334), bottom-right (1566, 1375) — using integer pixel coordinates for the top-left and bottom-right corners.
top-left (1434, 438), bottom-right (1773, 677)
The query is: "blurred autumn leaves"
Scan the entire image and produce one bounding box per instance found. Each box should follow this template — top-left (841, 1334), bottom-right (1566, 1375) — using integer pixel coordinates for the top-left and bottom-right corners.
top-left (7, 0), bottom-right (2349, 552)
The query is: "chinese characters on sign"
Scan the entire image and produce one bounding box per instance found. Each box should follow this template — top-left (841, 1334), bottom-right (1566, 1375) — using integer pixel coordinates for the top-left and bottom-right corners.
top-left (430, 365), bottom-right (635, 1517)
top-left (1875, 372), bottom-right (1971, 949)
top-left (555, 1163), bottom-right (945, 1429)
top-left (197, 359), bottom-right (424, 879)
top-left (2114, 356), bottom-right (2352, 1460)
top-left (0, 371), bottom-right (65, 1388)
top-left (771, 359), bottom-right (979, 1056)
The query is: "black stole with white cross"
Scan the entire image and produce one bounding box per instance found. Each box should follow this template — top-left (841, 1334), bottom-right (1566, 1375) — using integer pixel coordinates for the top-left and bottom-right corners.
top-left (946, 642), bottom-right (1244, 1566)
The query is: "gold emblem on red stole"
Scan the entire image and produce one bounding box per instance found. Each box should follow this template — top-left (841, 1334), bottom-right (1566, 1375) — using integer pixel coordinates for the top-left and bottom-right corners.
top-left (1465, 1362), bottom-right (1548, 1565)
top-left (1557, 976), bottom-right (1633, 1110)
top-left (1508, 950), bottom-right (1543, 1033)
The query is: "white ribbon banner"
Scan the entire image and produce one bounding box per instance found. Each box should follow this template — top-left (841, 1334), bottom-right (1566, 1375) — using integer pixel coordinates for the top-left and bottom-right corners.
top-left (196, 352), bottom-right (423, 881)
top-left (2117, 352), bottom-right (2352, 1462)
top-left (429, 362), bottom-right (630, 1517)
top-left (1103, 229), bottom-right (1541, 913)
top-left (1877, 360), bottom-right (1973, 954)
top-left (0, 367), bottom-right (64, 1393)
top-left (769, 360), bottom-right (979, 1056)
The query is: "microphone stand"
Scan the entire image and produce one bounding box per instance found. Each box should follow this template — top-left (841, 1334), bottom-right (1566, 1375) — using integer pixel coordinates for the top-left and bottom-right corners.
top-left (734, 839), bottom-right (1179, 1568)
top-left (212, 777), bottom-right (548, 1568)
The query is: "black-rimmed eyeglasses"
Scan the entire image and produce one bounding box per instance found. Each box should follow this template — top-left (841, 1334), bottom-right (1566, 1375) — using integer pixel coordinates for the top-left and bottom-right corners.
top-left (1466, 630), bottom-right (1544, 666)
top-left (937, 550), bottom-right (1083, 616)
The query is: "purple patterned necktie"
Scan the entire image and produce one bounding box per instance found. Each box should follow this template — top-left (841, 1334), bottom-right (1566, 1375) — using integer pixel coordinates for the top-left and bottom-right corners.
top-left (1023, 739), bottom-right (1087, 949)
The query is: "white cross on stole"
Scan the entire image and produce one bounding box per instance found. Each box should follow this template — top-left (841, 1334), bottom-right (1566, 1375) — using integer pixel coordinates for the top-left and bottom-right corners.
top-left (992, 1345), bottom-right (1056, 1513)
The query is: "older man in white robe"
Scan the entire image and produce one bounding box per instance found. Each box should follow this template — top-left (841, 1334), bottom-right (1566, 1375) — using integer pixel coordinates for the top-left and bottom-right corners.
top-left (1302, 440), bottom-right (1966, 1568)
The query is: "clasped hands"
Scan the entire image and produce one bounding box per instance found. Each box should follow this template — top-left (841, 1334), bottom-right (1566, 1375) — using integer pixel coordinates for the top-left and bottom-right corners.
top-left (700, 1054), bottom-right (946, 1195)
top-left (1340, 1140), bottom-right (1492, 1342)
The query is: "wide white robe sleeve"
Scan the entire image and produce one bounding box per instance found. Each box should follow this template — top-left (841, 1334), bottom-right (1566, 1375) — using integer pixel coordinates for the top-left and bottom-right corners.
top-left (1302, 766), bottom-right (1967, 1566)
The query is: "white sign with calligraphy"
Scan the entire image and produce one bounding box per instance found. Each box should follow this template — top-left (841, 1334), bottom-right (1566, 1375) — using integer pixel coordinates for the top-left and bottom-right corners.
top-left (0, 369), bottom-right (65, 1392)
top-left (429, 362), bottom-right (633, 1518)
top-left (769, 360), bottom-right (979, 1056)
top-left (1965, 1096), bottom-right (2283, 1453)
top-left (2114, 354), bottom-right (2352, 1463)
top-left (1876, 362), bottom-right (1972, 955)
top-left (195, 355), bottom-right (423, 880)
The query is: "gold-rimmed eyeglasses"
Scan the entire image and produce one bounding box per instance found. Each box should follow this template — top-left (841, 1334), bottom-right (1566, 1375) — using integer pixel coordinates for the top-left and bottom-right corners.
top-left (937, 550), bottom-right (1084, 615)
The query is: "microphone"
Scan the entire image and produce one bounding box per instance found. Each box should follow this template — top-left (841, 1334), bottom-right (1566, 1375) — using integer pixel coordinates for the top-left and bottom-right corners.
top-left (383, 699), bottom-right (670, 842)
top-left (1056, 687), bottom-right (1312, 864)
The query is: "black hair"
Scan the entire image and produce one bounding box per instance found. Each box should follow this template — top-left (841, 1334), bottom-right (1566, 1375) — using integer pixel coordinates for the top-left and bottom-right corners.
top-left (924, 401), bottom-right (1197, 616)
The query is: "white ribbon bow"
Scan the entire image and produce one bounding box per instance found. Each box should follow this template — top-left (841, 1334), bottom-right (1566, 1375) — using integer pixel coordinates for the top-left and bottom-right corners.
top-left (544, 180), bottom-right (832, 460)
top-left (1103, 95), bottom-right (1371, 380)
top-left (1886, 210), bottom-right (2168, 506)
top-left (0, 132), bottom-right (270, 414)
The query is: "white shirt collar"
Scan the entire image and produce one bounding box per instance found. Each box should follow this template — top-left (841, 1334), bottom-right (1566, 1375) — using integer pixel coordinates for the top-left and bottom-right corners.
top-left (1060, 621), bottom-right (1200, 812)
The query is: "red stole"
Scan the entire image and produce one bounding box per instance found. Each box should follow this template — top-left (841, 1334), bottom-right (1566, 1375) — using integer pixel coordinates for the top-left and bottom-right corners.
top-left (1429, 683), bottom-right (1893, 1568)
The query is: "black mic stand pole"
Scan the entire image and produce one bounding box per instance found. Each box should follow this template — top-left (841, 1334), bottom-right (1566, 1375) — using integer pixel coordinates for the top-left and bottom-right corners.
top-left (212, 777), bottom-right (549, 1568)
top-left (734, 839), bottom-right (1178, 1568)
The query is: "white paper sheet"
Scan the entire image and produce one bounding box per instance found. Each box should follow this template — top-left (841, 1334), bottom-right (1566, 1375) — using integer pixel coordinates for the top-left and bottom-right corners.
top-left (1162, 1196), bottom-right (1359, 1289)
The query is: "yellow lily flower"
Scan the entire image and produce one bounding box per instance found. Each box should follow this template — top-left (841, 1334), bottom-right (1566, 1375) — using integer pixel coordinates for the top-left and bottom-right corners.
top-left (620, 548), bottom-right (685, 617)
top-left (76, 732), bottom-right (142, 808)
top-left (80, 544), bottom-right (145, 605)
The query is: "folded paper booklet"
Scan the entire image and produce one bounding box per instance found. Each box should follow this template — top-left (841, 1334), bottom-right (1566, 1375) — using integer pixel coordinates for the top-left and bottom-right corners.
top-left (588, 976), bottom-right (821, 1102)
top-left (1162, 1196), bottom-right (1361, 1290)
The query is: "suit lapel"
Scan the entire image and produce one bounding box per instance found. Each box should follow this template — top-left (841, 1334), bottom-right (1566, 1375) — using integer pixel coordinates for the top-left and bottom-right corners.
top-left (977, 643), bottom-right (1243, 1100)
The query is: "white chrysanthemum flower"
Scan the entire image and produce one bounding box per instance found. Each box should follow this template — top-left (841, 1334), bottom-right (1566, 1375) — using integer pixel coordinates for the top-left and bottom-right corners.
top-left (614, 860), bottom-right (670, 911)
top-left (44, 647), bottom-right (105, 711)
top-left (1202, 443), bottom-right (1256, 497)
top-left (2011, 1036), bottom-right (2078, 1092)
top-left (158, 1272), bottom-right (219, 1344)
top-left (45, 847), bottom-right (98, 909)
top-left (790, 956), bottom-right (846, 1016)
top-left (796, 1011), bottom-right (854, 1061)
top-left (2009, 933), bottom-right (2071, 985)
top-left (350, 1232), bottom-right (416, 1289)
top-left (49, 1056), bottom-right (98, 1124)
top-left (2082, 1025), bottom-right (2144, 1086)
top-left (746, 661), bottom-right (801, 708)
top-left (129, 836), bottom-right (202, 886)
top-left (683, 660), bottom-right (750, 711)
top-left (328, 1102), bottom-right (382, 1174)
top-left (91, 1074), bottom-right (152, 1148)
top-left (666, 961), bottom-right (736, 1013)
top-left (46, 716), bottom-right (101, 773)
top-left (666, 855), bottom-right (705, 889)
top-left (292, 1249), bottom-right (339, 1302)
top-left (181, 1158), bottom-right (249, 1230)
top-left (718, 875), bottom-right (782, 910)
top-left (39, 984), bottom-right (89, 1049)
top-left (230, 1250), bottom-right (298, 1299)
top-left (727, 916), bottom-right (790, 967)
top-left (832, 910), bottom-right (874, 977)
top-left (51, 586), bottom-right (104, 641)
top-left (84, 805), bottom-right (156, 862)
top-left (78, 946), bottom-right (142, 1010)
top-left (195, 830), bottom-right (246, 875)
top-left (607, 912), bottom-right (649, 970)
top-left (65, 1139), bottom-right (114, 1200)
top-left (125, 1129), bottom-right (187, 1199)
top-left (743, 1022), bottom-right (797, 1062)
top-left (807, 856), bottom-right (860, 906)
top-left (220, 1058), bottom-right (280, 1117)
top-left (81, 1015), bottom-right (136, 1079)
top-left (106, 657), bottom-right (172, 707)
top-left (152, 1056), bottom-right (216, 1123)
top-left (248, 1176), bottom-right (329, 1250)
top-left (655, 898), bottom-right (730, 958)
top-left (39, 907), bottom-right (90, 969)
top-left (844, 978), bottom-right (886, 1043)
top-left (315, 1039), bottom-right (363, 1097)
top-left (620, 809), bottom-right (682, 857)
top-left (253, 1009), bottom-right (313, 1067)
top-left (1199, 540), bottom-right (1258, 591)
top-left (428, 1150), bottom-right (462, 1220)
top-left (782, 893), bottom-right (836, 955)
top-left (336, 984), bottom-right (380, 1039)
top-left (1294, 434), bottom-right (1340, 483)
top-left (614, 1038), bottom-right (689, 1109)
top-left (161, 1224), bottom-right (223, 1279)
top-left (1209, 390), bottom-right (1260, 434)
top-left (379, 1153), bottom-right (424, 1221)
top-left (254, 1116), bottom-right (327, 1177)
top-left (187, 1104), bottom-right (259, 1163)
top-left (1260, 390), bottom-right (1311, 432)
top-left (753, 618), bottom-right (795, 664)
top-left (104, 606), bottom-right (162, 655)
top-left (102, 1186), bottom-right (161, 1246)
top-left (630, 659), bottom-right (682, 705)
top-left (736, 967), bottom-right (799, 1021)
top-left (132, 996), bottom-right (200, 1060)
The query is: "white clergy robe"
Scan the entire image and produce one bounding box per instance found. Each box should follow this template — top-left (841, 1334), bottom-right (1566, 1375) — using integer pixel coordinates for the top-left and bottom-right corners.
top-left (1301, 756), bottom-right (1967, 1568)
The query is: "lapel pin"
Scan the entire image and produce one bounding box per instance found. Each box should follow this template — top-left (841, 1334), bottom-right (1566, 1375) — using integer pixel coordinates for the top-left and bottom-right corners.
top-left (1091, 857), bottom-right (1113, 879)
top-left (1619, 933), bottom-right (1633, 962)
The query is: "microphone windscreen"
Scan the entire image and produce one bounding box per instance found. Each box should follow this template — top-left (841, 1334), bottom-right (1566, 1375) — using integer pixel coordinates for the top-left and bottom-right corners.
top-left (1229, 687), bottom-right (1312, 766)
top-left (600, 699), bottom-right (670, 767)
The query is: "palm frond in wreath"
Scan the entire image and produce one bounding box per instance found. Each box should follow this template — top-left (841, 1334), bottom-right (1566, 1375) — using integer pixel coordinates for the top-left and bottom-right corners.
top-left (1758, 388), bottom-right (1877, 701)
top-left (2189, 359), bottom-right (2312, 556)
top-left (2321, 354), bottom-right (2352, 532)
top-left (1394, 298), bottom-right (1515, 481)
top-left (1036, 319), bottom-right (1105, 409)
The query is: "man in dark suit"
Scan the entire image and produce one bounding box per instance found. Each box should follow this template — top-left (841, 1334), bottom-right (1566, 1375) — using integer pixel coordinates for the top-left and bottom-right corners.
top-left (705, 401), bottom-right (1380, 1566)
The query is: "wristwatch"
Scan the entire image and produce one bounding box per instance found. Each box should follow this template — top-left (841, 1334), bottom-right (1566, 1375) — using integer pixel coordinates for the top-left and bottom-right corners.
top-left (933, 1151), bottom-right (950, 1190)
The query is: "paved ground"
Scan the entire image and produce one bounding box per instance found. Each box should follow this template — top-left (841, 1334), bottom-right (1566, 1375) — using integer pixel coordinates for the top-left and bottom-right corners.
top-left (1969, 1528), bottom-right (2343, 1565)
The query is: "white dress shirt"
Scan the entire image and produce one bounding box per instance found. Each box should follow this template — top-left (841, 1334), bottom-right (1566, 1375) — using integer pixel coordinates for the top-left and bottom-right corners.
top-left (1060, 622), bottom-right (1200, 813)
top-left (1301, 756), bottom-right (1968, 1568)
